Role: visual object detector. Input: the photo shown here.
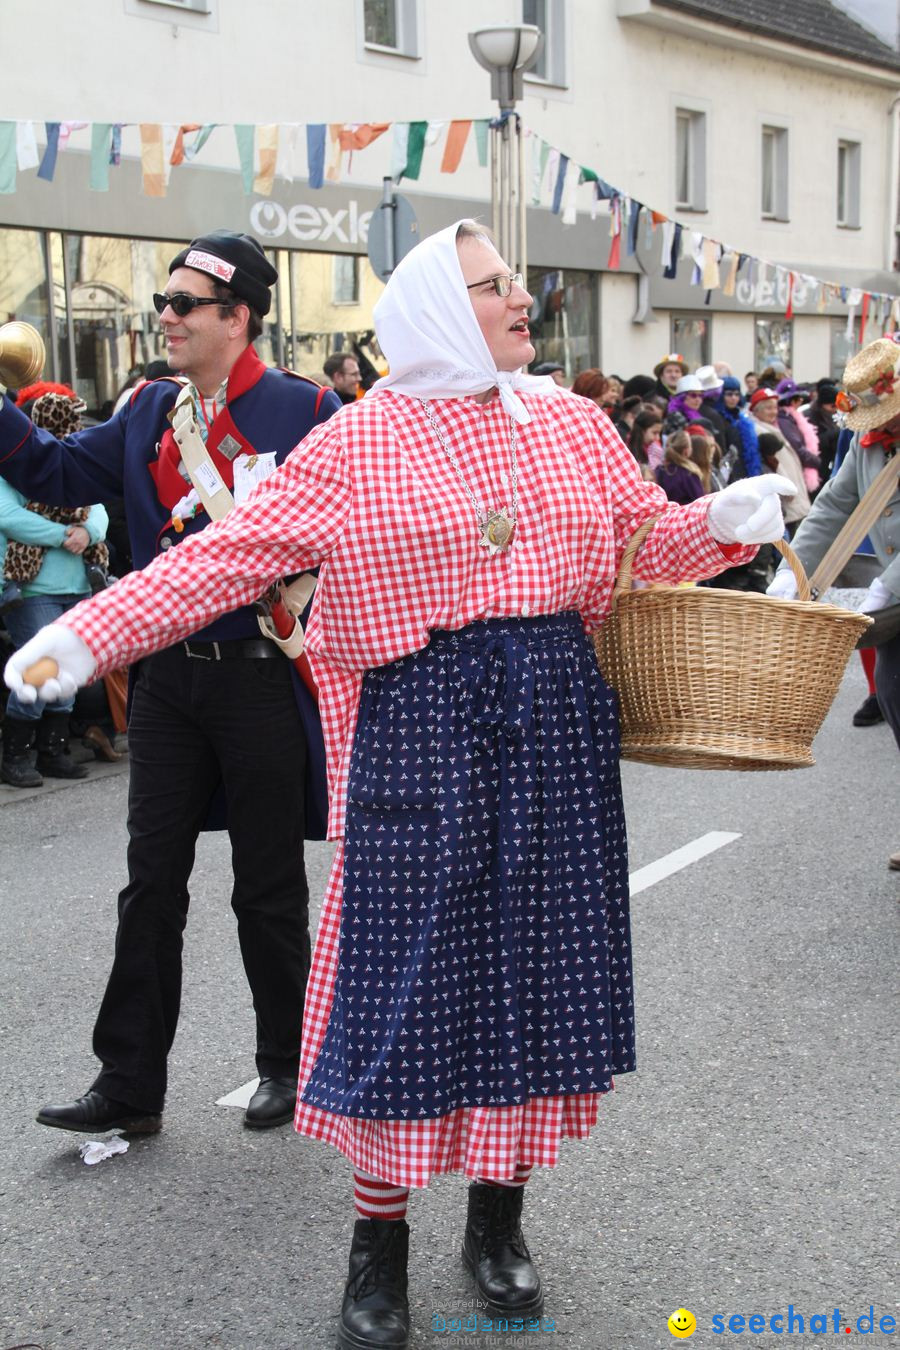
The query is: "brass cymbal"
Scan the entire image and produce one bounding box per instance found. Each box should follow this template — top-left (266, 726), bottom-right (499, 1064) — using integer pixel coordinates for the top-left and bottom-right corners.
top-left (0, 321), bottom-right (46, 388)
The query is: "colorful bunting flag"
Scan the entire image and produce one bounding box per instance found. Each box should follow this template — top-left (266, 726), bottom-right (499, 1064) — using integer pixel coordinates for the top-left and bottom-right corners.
top-left (183, 124), bottom-right (216, 161)
top-left (402, 121), bottom-right (427, 181)
top-left (276, 124), bottom-right (299, 183)
top-left (170, 124), bottom-right (202, 167)
top-left (15, 121), bottom-right (38, 172)
top-left (307, 124), bottom-right (326, 188)
top-left (440, 121), bottom-right (471, 174)
top-left (701, 237), bottom-right (720, 289)
top-left (722, 251), bottom-right (739, 297)
top-left (37, 122), bottom-right (60, 182)
top-left (626, 200), bottom-right (641, 256)
top-left (473, 119), bottom-right (489, 168)
top-left (390, 123), bottom-right (409, 181)
top-left (551, 153), bottom-right (568, 215)
top-left (0, 123), bottom-right (16, 194)
top-left (562, 162), bottom-right (578, 226)
top-left (234, 125), bottom-right (255, 194)
top-left (90, 123), bottom-right (113, 191)
top-left (139, 123), bottom-right (166, 197)
top-left (254, 124), bottom-right (279, 196)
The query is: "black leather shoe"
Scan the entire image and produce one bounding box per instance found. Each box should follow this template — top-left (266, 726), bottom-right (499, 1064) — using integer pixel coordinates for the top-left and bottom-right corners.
top-left (339, 1218), bottom-right (410, 1349)
top-left (36, 1088), bottom-right (162, 1134)
top-left (243, 1074), bottom-right (297, 1129)
top-left (462, 1183), bottom-right (543, 1316)
top-left (852, 693), bottom-right (884, 727)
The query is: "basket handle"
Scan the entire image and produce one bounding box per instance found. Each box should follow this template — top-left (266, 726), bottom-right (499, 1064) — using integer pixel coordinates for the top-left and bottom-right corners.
top-left (613, 518), bottom-right (813, 605)
top-left (772, 539), bottom-right (812, 602)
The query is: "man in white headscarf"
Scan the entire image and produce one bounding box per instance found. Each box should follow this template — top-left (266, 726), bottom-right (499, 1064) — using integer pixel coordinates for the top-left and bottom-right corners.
top-left (5, 220), bottom-right (793, 1350)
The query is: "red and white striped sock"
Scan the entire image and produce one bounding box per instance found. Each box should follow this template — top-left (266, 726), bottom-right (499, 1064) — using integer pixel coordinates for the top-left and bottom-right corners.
top-left (476, 1164), bottom-right (533, 1188)
top-left (353, 1168), bottom-right (410, 1221)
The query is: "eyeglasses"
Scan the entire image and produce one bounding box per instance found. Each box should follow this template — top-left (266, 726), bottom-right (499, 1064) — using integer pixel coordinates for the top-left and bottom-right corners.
top-left (466, 273), bottom-right (524, 298)
top-left (152, 292), bottom-right (237, 318)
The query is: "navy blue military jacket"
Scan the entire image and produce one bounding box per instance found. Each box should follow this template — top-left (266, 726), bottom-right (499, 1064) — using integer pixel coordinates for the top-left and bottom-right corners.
top-left (0, 363), bottom-right (341, 837)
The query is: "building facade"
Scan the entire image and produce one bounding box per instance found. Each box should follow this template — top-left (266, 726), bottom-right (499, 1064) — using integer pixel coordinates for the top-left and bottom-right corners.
top-left (0, 0), bottom-right (897, 410)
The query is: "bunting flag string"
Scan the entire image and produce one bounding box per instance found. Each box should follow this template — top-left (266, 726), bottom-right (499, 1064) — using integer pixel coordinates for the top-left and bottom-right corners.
top-left (5, 115), bottom-right (897, 322)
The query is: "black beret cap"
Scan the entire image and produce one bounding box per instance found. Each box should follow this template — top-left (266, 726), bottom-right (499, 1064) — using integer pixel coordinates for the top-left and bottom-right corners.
top-left (169, 230), bottom-right (277, 316)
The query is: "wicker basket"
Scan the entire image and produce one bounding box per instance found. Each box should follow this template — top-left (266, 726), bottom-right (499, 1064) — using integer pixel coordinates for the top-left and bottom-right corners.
top-left (593, 519), bottom-right (873, 771)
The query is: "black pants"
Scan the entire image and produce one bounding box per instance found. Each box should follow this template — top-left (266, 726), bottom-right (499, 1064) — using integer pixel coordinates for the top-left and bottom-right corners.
top-left (91, 646), bottom-right (310, 1112)
top-left (875, 627), bottom-right (900, 753)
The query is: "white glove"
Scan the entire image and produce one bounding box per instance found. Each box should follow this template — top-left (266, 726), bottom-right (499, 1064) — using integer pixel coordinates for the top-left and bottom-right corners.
top-left (4, 623), bottom-right (97, 705)
top-left (707, 473), bottom-right (797, 545)
top-left (171, 487), bottom-right (201, 523)
top-left (860, 577), bottom-right (897, 613)
top-left (766, 569), bottom-right (799, 600)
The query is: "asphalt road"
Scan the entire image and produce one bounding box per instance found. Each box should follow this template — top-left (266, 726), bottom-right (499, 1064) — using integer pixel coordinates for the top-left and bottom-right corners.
top-left (0, 660), bottom-right (896, 1350)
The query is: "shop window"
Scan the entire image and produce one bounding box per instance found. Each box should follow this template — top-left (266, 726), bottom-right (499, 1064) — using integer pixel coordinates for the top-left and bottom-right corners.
top-left (830, 319), bottom-right (856, 381)
top-left (523, 0), bottom-right (568, 88)
top-left (675, 108), bottom-right (707, 211)
top-left (0, 228), bottom-right (53, 362)
top-left (526, 267), bottom-right (598, 376)
top-left (761, 125), bottom-right (789, 221)
top-left (755, 318), bottom-right (793, 375)
top-left (362, 0), bottom-right (419, 57)
top-left (284, 250), bottom-right (386, 387)
top-left (670, 314), bottom-right (710, 370)
top-left (333, 255), bottom-right (360, 306)
top-left (837, 140), bottom-right (861, 229)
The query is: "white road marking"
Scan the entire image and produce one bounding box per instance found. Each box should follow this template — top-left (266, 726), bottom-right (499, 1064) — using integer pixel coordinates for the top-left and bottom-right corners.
top-left (629, 830), bottom-right (742, 895)
top-left (216, 831), bottom-right (740, 1105)
top-left (216, 1078), bottom-right (259, 1109)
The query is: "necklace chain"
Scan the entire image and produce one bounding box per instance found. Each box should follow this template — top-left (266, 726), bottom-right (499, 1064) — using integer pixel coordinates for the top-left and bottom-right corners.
top-left (420, 400), bottom-right (518, 544)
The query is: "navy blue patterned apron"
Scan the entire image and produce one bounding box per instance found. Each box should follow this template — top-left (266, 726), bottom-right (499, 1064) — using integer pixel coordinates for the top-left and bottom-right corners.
top-left (301, 613), bottom-right (634, 1121)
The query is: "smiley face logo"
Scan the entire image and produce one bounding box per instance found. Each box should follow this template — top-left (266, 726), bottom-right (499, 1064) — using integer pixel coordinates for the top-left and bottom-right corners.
top-left (668, 1307), bottom-right (697, 1338)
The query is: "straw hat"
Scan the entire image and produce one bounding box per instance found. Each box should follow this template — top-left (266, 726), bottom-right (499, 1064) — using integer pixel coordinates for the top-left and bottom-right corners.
top-left (838, 336), bottom-right (900, 431)
top-left (653, 352), bottom-right (688, 378)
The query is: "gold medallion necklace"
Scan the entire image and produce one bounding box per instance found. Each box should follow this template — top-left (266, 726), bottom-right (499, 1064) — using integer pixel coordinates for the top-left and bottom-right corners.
top-left (421, 400), bottom-right (518, 556)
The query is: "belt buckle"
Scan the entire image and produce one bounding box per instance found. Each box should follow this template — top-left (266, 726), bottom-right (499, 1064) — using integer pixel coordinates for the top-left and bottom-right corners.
top-left (184, 641), bottom-right (221, 661)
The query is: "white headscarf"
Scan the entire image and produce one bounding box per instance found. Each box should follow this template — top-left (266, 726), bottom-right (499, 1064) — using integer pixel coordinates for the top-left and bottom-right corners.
top-left (370, 219), bottom-right (556, 425)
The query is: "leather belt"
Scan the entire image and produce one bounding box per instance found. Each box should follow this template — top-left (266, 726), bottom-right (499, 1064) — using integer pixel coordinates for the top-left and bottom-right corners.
top-left (182, 639), bottom-right (281, 661)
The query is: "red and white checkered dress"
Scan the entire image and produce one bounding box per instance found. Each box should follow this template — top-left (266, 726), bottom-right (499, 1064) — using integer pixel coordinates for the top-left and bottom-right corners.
top-left (61, 388), bottom-right (751, 1186)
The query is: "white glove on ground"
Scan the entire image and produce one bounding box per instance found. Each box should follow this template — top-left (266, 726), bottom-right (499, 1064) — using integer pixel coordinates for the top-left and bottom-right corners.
top-left (860, 577), bottom-right (897, 614)
top-left (707, 473), bottom-right (797, 545)
top-left (4, 623), bottom-right (97, 705)
top-left (766, 569), bottom-right (799, 600)
top-left (171, 487), bottom-right (201, 523)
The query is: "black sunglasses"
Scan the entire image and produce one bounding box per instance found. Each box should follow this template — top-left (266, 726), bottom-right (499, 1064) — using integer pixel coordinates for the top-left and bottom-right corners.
top-left (152, 291), bottom-right (238, 318)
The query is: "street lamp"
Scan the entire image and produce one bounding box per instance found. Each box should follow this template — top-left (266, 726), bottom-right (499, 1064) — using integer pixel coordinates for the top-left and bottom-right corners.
top-left (468, 24), bottom-right (543, 276)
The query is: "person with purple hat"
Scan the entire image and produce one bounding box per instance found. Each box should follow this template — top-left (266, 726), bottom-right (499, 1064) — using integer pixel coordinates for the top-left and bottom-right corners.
top-left (775, 378), bottom-right (821, 492)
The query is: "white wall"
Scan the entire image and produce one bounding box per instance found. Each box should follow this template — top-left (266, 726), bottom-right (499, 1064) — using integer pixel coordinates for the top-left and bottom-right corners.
top-left (0, 0), bottom-right (895, 276)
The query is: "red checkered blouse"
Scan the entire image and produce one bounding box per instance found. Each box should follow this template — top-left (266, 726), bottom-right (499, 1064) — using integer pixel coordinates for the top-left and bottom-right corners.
top-left (58, 389), bottom-right (751, 837)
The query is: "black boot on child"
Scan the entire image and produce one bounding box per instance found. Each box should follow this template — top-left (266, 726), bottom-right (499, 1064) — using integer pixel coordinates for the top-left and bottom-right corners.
top-left (339, 1218), bottom-right (410, 1350)
top-left (462, 1182), bottom-right (544, 1316)
top-left (1, 716), bottom-right (43, 788)
top-left (36, 711), bottom-right (88, 780)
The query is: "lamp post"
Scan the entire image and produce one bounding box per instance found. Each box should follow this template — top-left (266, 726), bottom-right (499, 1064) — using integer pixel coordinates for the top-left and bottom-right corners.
top-left (468, 24), bottom-right (543, 277)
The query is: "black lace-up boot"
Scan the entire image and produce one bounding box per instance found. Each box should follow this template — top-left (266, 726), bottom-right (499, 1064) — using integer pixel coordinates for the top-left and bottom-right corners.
top-left (36, 711), bottom-right (88, 779)
top-left (462, 1182), bottom-right (543, 1316)
top-left (338, 1218), bottom-right (410, 1349)
top-left (1, 716), bottom-right (42, 788)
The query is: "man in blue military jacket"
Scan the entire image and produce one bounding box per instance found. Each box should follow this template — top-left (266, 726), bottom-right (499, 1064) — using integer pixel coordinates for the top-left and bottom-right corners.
top-left (0, 231), bottom-right (341, 1132)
